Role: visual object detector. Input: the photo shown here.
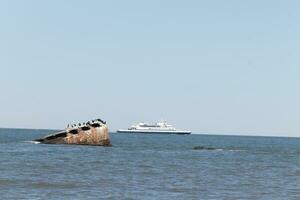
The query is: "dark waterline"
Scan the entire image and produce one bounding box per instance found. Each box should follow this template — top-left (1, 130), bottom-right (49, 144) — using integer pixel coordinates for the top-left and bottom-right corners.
top-left (0, 128), bottom-right (300, 199)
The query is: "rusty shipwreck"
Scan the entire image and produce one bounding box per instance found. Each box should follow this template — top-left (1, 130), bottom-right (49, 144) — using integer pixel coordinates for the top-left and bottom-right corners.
top-left (35, 119), bottom-right (111, 146)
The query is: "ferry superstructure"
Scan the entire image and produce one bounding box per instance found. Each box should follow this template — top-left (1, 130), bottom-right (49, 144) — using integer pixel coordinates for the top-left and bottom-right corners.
top-left (117, 122), bottom-right (191, 134)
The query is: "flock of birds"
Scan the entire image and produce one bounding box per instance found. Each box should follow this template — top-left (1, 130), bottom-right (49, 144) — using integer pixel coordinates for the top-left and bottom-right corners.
top-left (66, 119), bottom-right (106, 129)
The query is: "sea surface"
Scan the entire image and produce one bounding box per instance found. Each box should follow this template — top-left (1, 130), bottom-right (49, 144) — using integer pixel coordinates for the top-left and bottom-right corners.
top-left (0, 128), bottom-right (300, 200)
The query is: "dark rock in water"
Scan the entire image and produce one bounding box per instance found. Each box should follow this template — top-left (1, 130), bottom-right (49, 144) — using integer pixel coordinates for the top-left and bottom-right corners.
top-left (35, 119), bottom-right (111, 146)
top-left (193, 146), bottom-right (205, 150)
top-left (193, 146), bottom-right (216, 150)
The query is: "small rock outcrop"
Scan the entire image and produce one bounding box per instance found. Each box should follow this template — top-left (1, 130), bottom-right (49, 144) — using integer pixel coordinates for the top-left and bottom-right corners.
top-left (35, 119), bottom-right (111, 146)
top-left (193, 146), bottom-right (216, 150)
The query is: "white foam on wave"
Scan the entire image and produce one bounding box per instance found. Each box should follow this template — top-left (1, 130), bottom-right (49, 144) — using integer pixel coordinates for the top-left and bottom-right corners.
top-left (214, 149), bottom-right (245, 152)
top-left (200, 148), bottom-right (245, 152)
top-left (25, 141), bottom-right (41, 144)
top-left (214, 149), bottom-right (224, 151)
top-left (228, 149), bottom-right (245, 152)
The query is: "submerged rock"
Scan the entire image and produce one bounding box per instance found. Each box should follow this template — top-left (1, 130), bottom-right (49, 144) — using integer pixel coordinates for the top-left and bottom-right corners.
top-left (35, 119), bottom-right (111, 146)
top-left (193, 146), bottom-right (216, 150)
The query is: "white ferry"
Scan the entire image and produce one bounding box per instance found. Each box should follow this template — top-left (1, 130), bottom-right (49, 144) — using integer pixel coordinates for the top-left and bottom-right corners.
top-left (117, 121), bottom-right (191, 134)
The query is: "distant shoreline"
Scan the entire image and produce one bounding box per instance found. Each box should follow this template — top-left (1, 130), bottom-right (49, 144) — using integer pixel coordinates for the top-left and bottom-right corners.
top-left (112, 131), bottom-right (300, 139)
top-left (0, 127), bottom-right (59, 131)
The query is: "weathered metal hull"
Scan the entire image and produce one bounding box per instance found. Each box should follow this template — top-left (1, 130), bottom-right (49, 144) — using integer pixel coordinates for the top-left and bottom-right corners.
top-left (35, 124), bottom-right (111, 146)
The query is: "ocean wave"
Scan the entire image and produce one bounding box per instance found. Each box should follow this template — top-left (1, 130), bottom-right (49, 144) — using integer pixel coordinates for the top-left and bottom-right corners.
top-left (25, 141), bottom-right (40, 144)
top-left (193, 146), bottom-right (244, 152)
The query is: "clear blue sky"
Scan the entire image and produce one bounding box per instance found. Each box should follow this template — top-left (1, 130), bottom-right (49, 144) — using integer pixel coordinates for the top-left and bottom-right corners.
top-left (0, 0), bottom-right (299, 136)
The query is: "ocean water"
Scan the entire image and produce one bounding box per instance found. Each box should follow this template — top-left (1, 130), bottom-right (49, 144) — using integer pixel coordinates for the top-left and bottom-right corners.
top-left (0, 128), bottom-right (300, 200)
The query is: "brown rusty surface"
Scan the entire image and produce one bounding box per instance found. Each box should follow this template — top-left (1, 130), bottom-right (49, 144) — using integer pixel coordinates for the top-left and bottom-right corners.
top-left (64, 125), bottom-right (110, 146)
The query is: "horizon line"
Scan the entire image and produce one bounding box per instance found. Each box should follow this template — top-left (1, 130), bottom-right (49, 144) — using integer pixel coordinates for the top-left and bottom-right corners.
top-left (0, 127), bottom-right (298, 139)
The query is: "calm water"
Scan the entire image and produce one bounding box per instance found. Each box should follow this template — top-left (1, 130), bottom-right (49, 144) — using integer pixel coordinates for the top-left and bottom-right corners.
top-left (0, 128), bottom-right (300, 200)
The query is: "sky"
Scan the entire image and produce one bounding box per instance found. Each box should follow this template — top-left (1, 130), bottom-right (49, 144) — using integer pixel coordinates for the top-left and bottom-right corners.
top-left (0, 0), bottom-right (299, 136)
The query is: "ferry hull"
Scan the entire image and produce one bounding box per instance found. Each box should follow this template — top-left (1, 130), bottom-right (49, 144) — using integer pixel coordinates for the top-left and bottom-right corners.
top-left (117, 129), bottom-right (191, 135)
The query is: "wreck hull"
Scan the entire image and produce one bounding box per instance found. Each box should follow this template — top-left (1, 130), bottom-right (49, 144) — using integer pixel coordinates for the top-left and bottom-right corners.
top-left (35, 125), bottom-right (111, 146)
